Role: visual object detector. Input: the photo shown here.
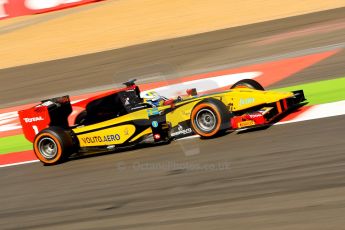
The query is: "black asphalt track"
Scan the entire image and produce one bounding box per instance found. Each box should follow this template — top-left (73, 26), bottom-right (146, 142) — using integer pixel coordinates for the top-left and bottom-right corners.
top-left (1, 116), bottom-right (345, 230)
top-left (1, 8), bottom-right (345, 230)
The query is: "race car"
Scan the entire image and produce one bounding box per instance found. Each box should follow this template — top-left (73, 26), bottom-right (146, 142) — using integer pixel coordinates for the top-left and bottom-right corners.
top-left (18, 79), bottom-right (306, 165)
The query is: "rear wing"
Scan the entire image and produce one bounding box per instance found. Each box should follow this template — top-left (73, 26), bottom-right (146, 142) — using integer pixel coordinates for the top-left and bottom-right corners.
top-left (18, 96), bottom-right (72, 142)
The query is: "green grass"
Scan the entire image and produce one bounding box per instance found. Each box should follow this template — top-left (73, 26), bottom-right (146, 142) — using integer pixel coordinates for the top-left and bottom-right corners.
top-left (0, 134), bottom-right (32, 155)
top-left (274, 77), bottom-right (345, 106)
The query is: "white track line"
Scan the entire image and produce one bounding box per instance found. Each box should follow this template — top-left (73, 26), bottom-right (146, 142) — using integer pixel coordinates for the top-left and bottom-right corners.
top-left (0, 160), bottom-right (40, 168)
top-left (277, 100), bottom-right (345, 125)
top-left (141, 72), bottom-right (261, 98)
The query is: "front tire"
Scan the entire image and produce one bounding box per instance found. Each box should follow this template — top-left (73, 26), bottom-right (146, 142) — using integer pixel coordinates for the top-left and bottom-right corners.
top-left (33, 127), bottom-right (75, 165)
top-left (191, 99), bottom-right (230, 138)
top-left (231, 79), bottom-right (264, 90)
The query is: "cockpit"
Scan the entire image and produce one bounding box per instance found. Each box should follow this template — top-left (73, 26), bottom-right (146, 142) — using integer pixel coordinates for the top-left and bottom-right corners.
top-left (75, 80), bottom-right (152, 125)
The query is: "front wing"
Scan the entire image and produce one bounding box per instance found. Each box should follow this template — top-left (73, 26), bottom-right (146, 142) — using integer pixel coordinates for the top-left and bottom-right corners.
top-left (231, 90), bottom-right (306, 129)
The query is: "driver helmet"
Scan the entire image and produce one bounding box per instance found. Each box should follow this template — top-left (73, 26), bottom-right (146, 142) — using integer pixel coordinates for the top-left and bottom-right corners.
top-left (141, 91), bottom-right (164, 107)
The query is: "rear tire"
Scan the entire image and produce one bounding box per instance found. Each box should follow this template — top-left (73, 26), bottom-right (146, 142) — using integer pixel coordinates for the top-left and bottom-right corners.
top-left (191, 99), bottom-right (231, 138)
top-left (33, 127), bottom-right (75, 165)
top-left (231, 79), bottom-right (264, 90)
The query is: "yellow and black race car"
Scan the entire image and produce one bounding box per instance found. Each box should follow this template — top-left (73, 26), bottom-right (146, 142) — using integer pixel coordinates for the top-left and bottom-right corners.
top-left (18, 79), bottom-right (305, 165)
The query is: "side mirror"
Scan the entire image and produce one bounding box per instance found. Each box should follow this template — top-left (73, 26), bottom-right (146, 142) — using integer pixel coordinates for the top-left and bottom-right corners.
top-left (186, 88), bottom-right (197, 96)
top-left (123, 79), bottom-right (137, 87)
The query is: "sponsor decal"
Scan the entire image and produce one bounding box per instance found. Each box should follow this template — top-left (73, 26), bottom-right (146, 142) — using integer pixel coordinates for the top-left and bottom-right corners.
top-left (81, 134), bottom-right (120, 144)
top-left (23, 116), bottom-right (44, 123)
top-left (151, 121), bottom-right (158, 128)
top-left (237, 120), bottom-right (255, 128)
top-left (0, 0), bottom-right (8, 18)
top-left (124, 128), bottom-right (129, 135)
top-left (182, 110), bottom-right (191, 116)
top-left (240, 98), bottom-right (255, 105)
top-left (1, 0), bottom-right (99, 20)
top-left (248, 113), bottom-right (262, 118)
top-left (147, 108), bottom-right (161, 116)
top-left (25, 0), bottom-right (84, 10)
top-left (171, 124), bottom-right (192, 137)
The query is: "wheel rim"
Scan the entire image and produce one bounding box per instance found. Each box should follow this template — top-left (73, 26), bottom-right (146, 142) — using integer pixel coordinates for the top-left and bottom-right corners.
top-left (38, 137), bottom-right (58, 159)
top-left (195, 108), bottom-right (217, 132)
